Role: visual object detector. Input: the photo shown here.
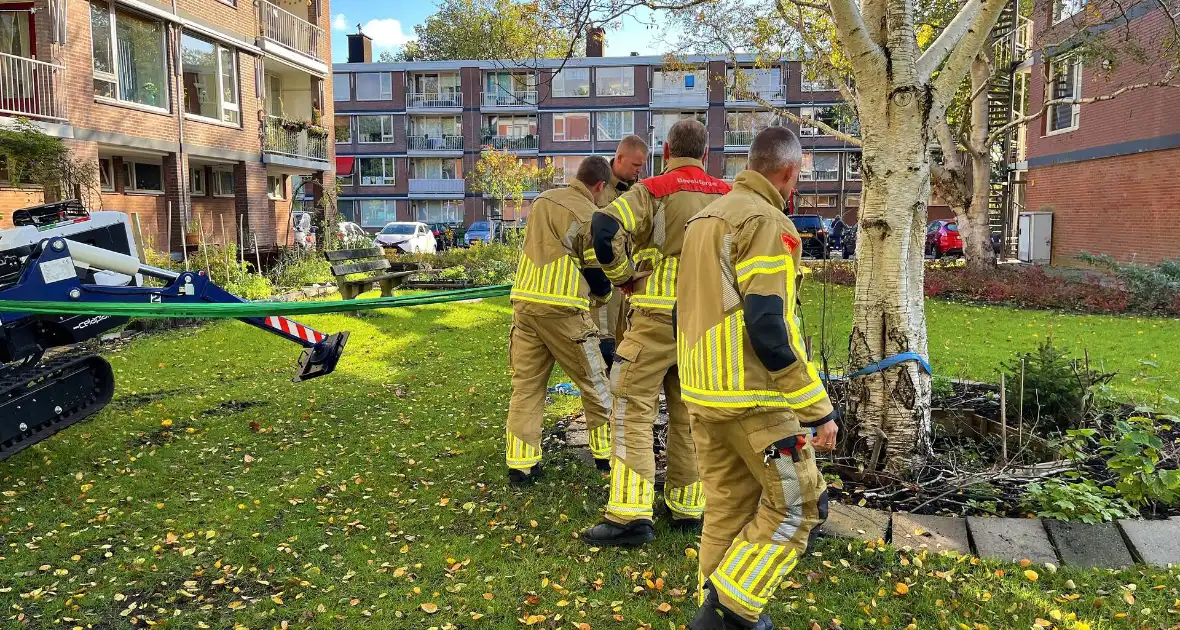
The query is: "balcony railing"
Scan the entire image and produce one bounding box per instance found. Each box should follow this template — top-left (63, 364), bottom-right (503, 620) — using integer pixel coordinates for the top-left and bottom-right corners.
top-left (482, 90), bottom-right (538, 108)
top-left (726, 86), bottom-right (786, 103)
top-left (258, 0), bottom-right (322, 59)
top-left (724, 130), bottom-right (756, 146)
top-left (409, 178), bottom-right (465, 194)
top-left (408, 134), bottom-right (464, 151)
top-left (649, 87), bottom-right (707, 107)
top-left (263, 117), bottom-right (328, 161)
top-left (0, 53), bottom-right (67, 121)
top-left (482, 134), bottom-right (539, 151)
top-left (407, 91), bottom-right (462, 109)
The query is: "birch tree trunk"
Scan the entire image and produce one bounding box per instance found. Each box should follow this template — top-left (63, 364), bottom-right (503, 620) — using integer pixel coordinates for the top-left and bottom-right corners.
top-left (960, 55), bottom-right (999, 269)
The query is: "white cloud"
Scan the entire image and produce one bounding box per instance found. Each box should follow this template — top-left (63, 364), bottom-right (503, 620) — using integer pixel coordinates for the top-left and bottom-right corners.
top-left (332, 14), bottom-right (349, 31)
top-left (358, 18), bottom-right (413, 50)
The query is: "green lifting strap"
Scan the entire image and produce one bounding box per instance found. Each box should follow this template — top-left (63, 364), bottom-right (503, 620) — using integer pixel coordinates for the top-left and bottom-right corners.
top-left (0, 284), bottom-right (513, 319)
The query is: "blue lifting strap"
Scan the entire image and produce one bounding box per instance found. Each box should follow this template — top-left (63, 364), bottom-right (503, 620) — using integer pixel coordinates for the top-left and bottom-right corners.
top-left (846, 351), bottom-right (932, 379)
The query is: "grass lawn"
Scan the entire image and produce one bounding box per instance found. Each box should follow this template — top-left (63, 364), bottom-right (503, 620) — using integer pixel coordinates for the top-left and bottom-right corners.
top-left (2, 294), bottom-right (1179, 629)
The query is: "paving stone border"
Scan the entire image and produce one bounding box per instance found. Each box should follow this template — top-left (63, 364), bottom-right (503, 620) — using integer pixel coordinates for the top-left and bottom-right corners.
top-left (819, 503), bottom-right (1180, 569)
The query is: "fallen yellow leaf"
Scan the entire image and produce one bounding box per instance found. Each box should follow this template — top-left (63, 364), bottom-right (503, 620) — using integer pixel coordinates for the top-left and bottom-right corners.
top-left (894, 582), bottom-right (910, 596)
top-left (420, 602), bottom-right (438, 614)
top-left (1024, 570), bottom-right (1039, 581)
top-left (656, 602), bottom-right (672, 614)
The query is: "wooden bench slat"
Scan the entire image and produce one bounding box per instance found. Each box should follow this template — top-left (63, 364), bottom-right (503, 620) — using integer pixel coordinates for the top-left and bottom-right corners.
top-left (336, 270), bottom-right (417, 287)
top-left (324, 247), bottom-right (384, 262)
top-left (330, 259), bottom-right (391, 276)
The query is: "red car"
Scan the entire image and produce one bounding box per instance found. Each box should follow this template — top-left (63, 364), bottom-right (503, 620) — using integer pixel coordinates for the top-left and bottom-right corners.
top-left (925, 220), bottom-right (963, 258)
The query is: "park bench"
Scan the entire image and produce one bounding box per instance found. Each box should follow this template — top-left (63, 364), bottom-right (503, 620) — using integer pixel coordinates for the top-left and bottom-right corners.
top-left (323, 247), bottom-right (424, 300)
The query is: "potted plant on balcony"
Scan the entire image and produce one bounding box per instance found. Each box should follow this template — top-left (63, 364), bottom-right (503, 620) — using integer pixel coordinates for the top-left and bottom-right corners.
top-left (185, 216), bottom-right (202, 247)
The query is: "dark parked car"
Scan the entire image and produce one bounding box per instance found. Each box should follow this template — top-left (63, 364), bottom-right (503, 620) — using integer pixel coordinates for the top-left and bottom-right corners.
top-left (788, 214), bottom-right (830, 258)
top-left (925, 219), bottom-right (963, 258)
top-left (841, 224), bottom-right (857, 259)
top-left (428, 222), bottom-right (463, 250)
top-left (464, 220), bottom-right (502, 246)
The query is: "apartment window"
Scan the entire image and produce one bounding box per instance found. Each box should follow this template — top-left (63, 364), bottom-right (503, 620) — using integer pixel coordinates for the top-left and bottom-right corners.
top-left (800, 152), bottom-right (840, 181)
top-left (359, 199), bottom-right (397, 227)
top-left (413, 200), bottom-right (463, 224)
top-left (122, 160), bottom-right (163, 193)
top-left (799, 194), bottom-right (837, 208)
top-left (845, 193), bottom-right (860, 208)
top-left (332, 73), bottom-right (351, 101)
top-left (800, 61), bottom-right (837, 92)
top-left (1053, 0), bottom-right (1086, 22)
top-left (1047, 55), bottom-right (1081, 134)
top-left (653, 69), bottom-right (706, 92)
top-left (553, 112), bottom-right (591, 141)
top-left (212, 167), bottom-right (234, 197)
top-left (334, 116), bottom-right (352, 143)
top-left (357, 115), bottom-right (396, 143)
top-left (595, 67), bottom-right (634, 96)
top-left (652, 112), bottom-right (706, 145)
top-left (596, 111), bottom-right (634, 141)
top-left (180, 33), bottom-right (240, 125)
top-left (359, 157), bottom-right (396, 186)
top-left (409, 116), bottom-right (461, 137)
top-left (337, 199), bottom-right (357, 223)
top-left (99, 158), bottom-right (114, 191)
top-left (90, 1), bottom-right (169, 110)
top-left (726, 111), bottom-right (782, 132)
top-left (846, 153), bottom-right (862, 180)
top-left (337, 160), bottom-right (354, 187)
top-left (487, 115), bottom-right (537, 138)
top-left (551, 68), bottom-right (589, 97)
top-left (728, 67), bottom-right (783, 99)
top-left (549, 155), bottom-right (586, 183)
top-left (723, 155), bottom-right (746, 180)
top-left (411, 158), bottom-right (459, 179)
top-left (267, 175), bottom-right (285, 200)
top-left (189, 166), bottom-right (206, 195)
top-left (355, 72), bottom-right (392, 101)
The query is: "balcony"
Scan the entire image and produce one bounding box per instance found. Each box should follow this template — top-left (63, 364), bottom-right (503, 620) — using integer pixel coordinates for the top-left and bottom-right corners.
top-left (258, 0), bottom-right (323, 61)
top-left (725, 86), bottom-right (786, 104)
top-left (263, 116), bottom-right (328, 163)
top-left (407, 91), bottom-right (462, 110)
top-left (0, 53), bottom-right (67, 121)
top-left (482, 90), bottom-right (538, 108)
top-left (408, 178), bottom-right (466, 194)
top-left (482, 134), bottom-right (539, 151)
top-left (408, 135), bottom-right (464, 151)
top-left (724, 130), bottom-right (755, 147)
top-left (649, 87), bottom-right (707, 108)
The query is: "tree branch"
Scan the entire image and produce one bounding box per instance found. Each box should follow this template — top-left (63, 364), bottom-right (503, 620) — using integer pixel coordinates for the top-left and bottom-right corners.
top-left (776, 0), bottom-right (857, 103)
top-left (862, 0), bottom-right (888, 48)
top-left (933, 117), bottom-right (960, 171)
top-left (915, 0), bottom-right (982, 82)
top-left (886, 0), bottom-right (920, 86)
top-left (930, 0), bottom-right (1010, 109)
top-left (824, 0), bottom-right (886, 77)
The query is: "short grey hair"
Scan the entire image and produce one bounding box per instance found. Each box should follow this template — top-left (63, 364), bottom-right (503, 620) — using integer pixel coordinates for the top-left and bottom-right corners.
top-left (666, 119), bottom-right (708, 159)
top-left (747, 127), bottom-right (803, 175)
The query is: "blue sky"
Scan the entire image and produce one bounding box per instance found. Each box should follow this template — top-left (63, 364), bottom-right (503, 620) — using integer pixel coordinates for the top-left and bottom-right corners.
top-left (328, 2), bottom-right (671, 63)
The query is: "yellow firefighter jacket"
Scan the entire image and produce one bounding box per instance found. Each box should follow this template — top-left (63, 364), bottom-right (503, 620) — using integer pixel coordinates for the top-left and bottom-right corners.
top-left (675, 170), bottom-right (835, 426)
top-left (593, 158), bottom-right (732, 314)
top-left (511, 179), bottom-right (611, 316)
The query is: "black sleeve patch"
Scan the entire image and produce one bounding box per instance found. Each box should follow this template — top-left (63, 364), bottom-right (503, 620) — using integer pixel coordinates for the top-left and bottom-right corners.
top-left (582, 267), bottom-right (613, 299)
top-left (591, 212), bottom-right (621, 265)
top-left (743, 294), bottom-right (797, 371)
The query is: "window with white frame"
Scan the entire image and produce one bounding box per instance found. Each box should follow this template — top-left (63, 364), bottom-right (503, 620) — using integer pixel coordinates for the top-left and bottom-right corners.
top-left (800, 152), bottom-right (840, 181)
top-left (595, 67), bottom-right (634, 96)
top-left (652, 112), bottom-right (706, 145)
top-left (846, 152), bottom-right (862, 180)
top-left (355, 73), bottom-right (392, 101)
top-left (337, 199), bottom-right (357, 223)
top-left (551, 68), bottom-right (590, 97)
top-left (334, 115), bottom-right (351, 143)
top-left (357, 115), bottom-right (396, 143)
top-left (180, 33), bottom-right (239, 124)
top-left (121, 160), bottom-right (163, 193)
top-left (189, 166), bottom-right (206, 195)
top-left (413, 200), bottom-right (463, 224)
top-left (553, 112), bottom-right (591, 141)
top-left (90, 1), bottom-right (169, 110)
top-left (845, 193), bottom-right (860, 208)
top-left (727, 67), bottom-right (783, 99)
top-left (359, 157), bottom-right (397, 185)
top-left (595, 111), bottom-right (634, 141)
top-left (725, 111), bottom-right (782, 133)
top-left (1047, 55), bottom-right (1081, 133)
top-left (212, 167), bottom-right (234, 197)
top-left (337, 161), bottom-right (354, 186)
top-left (800, 60), bottom-right (837, 91)
top-left (799, 194), bottom-right (837, 208)
top-left (723, 155), bottom-right (746, 180)
top-left (652, 69), bottom-right (707, 93)
top-left (409, 116), bottom-right (461, 137)
top-left (359, 199), bottom-right (397, 227)
top-left (99, 158), bottom-right (114, 191)
top-left (267, 175), bottom-right (285, 200)
top-left (410, 158), bottom-right (459, 179)
top-left (332, 73), bottom-right (351, 101)
top-left (549, 155), bottom-right (586, 183)
top-left (1053, 0), bottom-right (1086, 22)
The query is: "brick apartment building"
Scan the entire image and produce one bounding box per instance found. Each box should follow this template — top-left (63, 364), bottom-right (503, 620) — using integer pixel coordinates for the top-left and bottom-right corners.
top-left (1011, 0), bottom-right (1180, 264)
top-left (0, 0), bottom-right (334, 253)
top-left (333, 33), bottom-right (866, 229)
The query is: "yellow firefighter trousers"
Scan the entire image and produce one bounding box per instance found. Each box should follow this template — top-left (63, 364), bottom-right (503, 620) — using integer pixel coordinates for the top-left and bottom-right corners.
top-left (691, 410), bottom-right (828, 623)
top-left (506, 310), bottom-right (613, 472)
top-left (605, 309), bottom-right (704, 524)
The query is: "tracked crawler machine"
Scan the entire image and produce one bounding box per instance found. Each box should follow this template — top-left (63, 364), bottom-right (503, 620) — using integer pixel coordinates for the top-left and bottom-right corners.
top-left (0, 200), bottom-right (348, 460)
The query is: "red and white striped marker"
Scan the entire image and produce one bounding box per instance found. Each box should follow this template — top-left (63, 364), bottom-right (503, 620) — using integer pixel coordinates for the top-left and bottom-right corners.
top-left (264, 316), bottom-right (325, 343)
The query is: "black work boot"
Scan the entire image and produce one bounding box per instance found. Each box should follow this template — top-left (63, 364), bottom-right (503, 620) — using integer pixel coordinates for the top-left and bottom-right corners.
top-left (688, 585), bottom-right (774, 630)
top-left (670, 517), bottom-right (703, 533)
top-left (599, 339), bottom-right (616, 371)
top-left (595, 458), bottom-right (611, 471)
top-left (580, 519), bottom-right (655, 547)
top-left (507, 463), bottom-right (543, 486)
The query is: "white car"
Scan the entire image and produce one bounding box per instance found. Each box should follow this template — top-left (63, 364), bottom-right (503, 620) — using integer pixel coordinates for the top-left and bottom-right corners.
top-left (373, 222), bottom-right (437, 254)
top-left (336, 221), bottom-right (369, 247)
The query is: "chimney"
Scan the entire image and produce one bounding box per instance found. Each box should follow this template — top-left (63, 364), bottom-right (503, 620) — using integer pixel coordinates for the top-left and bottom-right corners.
top-left (586, 27), bottom-right (605, 57)
top-left (347, 28), bottom-right (372, 63)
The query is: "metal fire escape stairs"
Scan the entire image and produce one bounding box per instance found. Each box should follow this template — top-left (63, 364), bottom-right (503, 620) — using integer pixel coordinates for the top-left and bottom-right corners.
top-left (987, 0), bottom-right (1031, 258)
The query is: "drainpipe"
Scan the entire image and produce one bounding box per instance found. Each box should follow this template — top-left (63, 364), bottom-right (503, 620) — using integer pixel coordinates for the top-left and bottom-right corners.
top-left (170, 0), bottom-right (190, 255)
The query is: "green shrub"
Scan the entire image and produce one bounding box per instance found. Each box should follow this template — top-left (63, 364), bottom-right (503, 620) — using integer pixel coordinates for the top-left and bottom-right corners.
top-left (1102, 416), bottom-right (1180, 507)
top-left (270, 247), bottom-right (334, 289)
top-left (1078, 252), bottom-right (1180, 311)
top-left (1021, 478), bottom-right (1137, 523)
top-left (1001, 339), bottom-right (1115, 434)
top-left (391, 241), bottom-right (520, 286)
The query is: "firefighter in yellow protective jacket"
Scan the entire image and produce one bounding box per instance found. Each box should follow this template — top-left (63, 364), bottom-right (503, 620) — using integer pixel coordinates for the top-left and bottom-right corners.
top-left (506, 156), bottom-right (617, 484)
top-left (580, 119), bottom-right (731, 546)
top-left (677, 127), bottom-right (838, 630)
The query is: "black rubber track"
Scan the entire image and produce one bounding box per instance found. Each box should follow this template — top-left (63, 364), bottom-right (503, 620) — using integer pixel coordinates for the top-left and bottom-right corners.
top-left (0, 353), bottom-right (115, 461)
